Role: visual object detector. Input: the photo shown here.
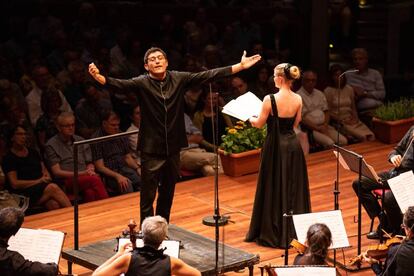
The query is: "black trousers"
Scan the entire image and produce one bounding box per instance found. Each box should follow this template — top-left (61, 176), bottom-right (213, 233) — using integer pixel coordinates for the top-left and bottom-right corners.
top-left (140, 152), bottom-right (180, 224)
top-left (352, 170), bottom-right (403, 234)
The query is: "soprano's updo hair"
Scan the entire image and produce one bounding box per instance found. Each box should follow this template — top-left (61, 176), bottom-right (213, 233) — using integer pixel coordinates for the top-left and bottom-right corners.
top-left (275, 63), bottom-right (301, 81)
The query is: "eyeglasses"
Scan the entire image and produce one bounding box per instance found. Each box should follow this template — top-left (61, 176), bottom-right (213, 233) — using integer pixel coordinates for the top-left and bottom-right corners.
top-left (14, 132), bottom-right (27, 136)
top-left (147, 55), bottom-right (165, 63)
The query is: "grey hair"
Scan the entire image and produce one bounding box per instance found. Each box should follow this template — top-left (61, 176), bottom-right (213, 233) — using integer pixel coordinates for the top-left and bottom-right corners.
top-left (142, 215), bottom-right (168, 248)
top-left (57, 111), bottom-right (75, 124)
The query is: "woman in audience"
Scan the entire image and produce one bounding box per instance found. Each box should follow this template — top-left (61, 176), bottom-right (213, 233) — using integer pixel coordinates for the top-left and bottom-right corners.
top-left (35, 82), bottom-right (62, 149)
top-left (293, 223), bottom-right (332, 265)
top-left (192, 89), bottom-right (232, 152)
top-left (2, 125), bottom-right (71, 211)
top-left (324, 64), bottom-right (375, 142)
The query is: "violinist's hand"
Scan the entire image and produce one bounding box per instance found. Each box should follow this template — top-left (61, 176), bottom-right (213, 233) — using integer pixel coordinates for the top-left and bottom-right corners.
top-left (119, 242), bottom-right (133, 255)
top-left (362, 252), bottom-right (380, 265)
top-left (390, 155), bottom-right (402, 167)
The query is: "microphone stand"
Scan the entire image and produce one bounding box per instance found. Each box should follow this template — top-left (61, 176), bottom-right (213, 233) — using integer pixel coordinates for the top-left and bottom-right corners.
top-left (201, 86), bottom-right (228, 275)
top-left (333, 69), bottom-right (358, 266)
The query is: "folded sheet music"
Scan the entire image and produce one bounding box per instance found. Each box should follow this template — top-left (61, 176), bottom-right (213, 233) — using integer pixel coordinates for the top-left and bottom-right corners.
top-left (387, 170), bottom-right (414, 213)
top-left (118, 238), bottom-right (180, 258)
top-left (222, 92), bottom-right (263, 121)
top-left (8, 228), bottom-right (65, 264)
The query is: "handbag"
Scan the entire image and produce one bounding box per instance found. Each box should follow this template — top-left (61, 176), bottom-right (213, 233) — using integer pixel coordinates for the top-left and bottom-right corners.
top-left (0, 190), bottom-right (29, 211)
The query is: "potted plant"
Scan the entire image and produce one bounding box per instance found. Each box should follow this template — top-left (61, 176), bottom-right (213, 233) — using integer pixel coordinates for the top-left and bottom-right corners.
top-left (219, 121), bottom-right (266, 177)
top-left (372, 98), bottom-right (414, 144)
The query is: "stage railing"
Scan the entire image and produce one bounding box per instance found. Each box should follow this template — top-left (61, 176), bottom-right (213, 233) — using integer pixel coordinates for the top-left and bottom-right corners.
top-left (72, 130), bottom-right (139, 250)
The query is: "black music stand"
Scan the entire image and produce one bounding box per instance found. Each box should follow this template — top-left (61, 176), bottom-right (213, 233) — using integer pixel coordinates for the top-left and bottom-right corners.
top-left (333, 145), bottom-right (384, 259)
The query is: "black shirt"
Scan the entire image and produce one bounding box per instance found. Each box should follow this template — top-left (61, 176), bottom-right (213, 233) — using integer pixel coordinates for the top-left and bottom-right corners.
top-left (106, 67), bottom-right (232, 156)
top-left (372, 239), bottom-right (414, 276)
top-left (126, 246), bottom-right (171, 276)
top-left (388, 125), bottom-right (414, 173)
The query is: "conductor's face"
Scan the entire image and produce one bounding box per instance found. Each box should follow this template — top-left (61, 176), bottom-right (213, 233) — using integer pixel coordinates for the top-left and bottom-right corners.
top-left (145, 51), bottom-right (168, 80)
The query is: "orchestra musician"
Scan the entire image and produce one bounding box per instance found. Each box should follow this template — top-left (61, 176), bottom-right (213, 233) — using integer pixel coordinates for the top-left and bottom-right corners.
top-left (363, 205), bottom-right (414, 275)
top-left (353, 125), bottom-right (414, 239)
top-left (293, 223), bottom-right (332, 265)
top-left (92, 215), bottom-right (200, 276)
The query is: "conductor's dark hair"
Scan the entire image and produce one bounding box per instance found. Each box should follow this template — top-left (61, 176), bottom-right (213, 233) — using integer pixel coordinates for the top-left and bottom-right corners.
top-left (143, 47), bottom-right (168, 64)
top-left (0, 207), bottom-right (24, 239)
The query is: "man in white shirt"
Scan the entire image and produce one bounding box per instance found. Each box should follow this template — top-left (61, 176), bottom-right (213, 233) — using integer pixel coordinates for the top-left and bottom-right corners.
top-left (297, 70), bottom-right (347, 148)
top-left (25, 65), bottom-right (72, 126)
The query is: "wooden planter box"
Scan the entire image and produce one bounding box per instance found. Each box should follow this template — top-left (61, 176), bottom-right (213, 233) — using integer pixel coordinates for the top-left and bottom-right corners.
top-left (219, 148), bottom-right (261, 177)
top-left (372, 117), bottom-right (414, 144)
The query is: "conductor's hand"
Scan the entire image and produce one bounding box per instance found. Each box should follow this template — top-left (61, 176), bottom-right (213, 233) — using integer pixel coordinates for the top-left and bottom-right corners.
top-left (88, 63), bottom-right (106, 85)
top-left (391, 155), bottom-right (402, 167)
top-left (240, 51), bottom-right (261, 70)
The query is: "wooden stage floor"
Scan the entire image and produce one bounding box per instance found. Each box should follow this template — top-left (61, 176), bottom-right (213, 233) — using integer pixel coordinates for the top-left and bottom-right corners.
top-left (23, 141), bottom-right (395, 275)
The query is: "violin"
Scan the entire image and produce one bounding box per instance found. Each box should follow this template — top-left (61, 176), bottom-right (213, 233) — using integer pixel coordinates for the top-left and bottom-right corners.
top-left (349, 235), bottom-right (405, 266)
top-left (290, 239), bottom-right (307, 254)
top-left (128, 219), bottom-right (138, 249)
top-left (262, 264), bottom-right (277, 276)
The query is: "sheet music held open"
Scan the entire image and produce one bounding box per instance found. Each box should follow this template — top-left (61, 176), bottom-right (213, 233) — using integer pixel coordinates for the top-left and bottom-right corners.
top-left (222, 92), bottom-right (263, 121)
top-left (8, 228), bottom-right (65, 264)
top-left (292, 210), bottom-right (350, 249)
top-left (387, 170), bottom-right (414, 213)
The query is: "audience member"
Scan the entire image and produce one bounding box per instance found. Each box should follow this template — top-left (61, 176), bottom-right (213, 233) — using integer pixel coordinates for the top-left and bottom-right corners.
top-left (75, 83), bottom-right (112, 139)
top-left (249, 64), bottom-right (272, 100)
top-left (35, 81), bottom-right (62, 149)
top-left (44, 112), bottom-right (108, 202)
top-left (0, 207), bottom-right (59, 275)
top-left (293, 223), bottom-right (332, 265)
top-left (181, 113), bottom-right (222, 176)
top-left (92, 215), bottom-right (201, 276)
top-left (230, 76), bottom-right (249, 99)
top-left (2, 125), bottom-right (71, 211)
top-left (324, 64), bottom-right (375, 142)
top-left (346, 48), bottom-right (386, 126)
top-left (193, 91), bottom-right (233, 152)
top-left (91, 110), bottom-right (140, 196)
top-left (25, 65), bottom-right (71, 126)
top-left (62, 60), bottom-right (86, 109)
top-left (126, 104), bottom-right (141, 175)
top-left (297, 70), bottom-right (347, 148)
top-left (353, 125), bottom-right (414, 239)
top-left (364, 206), bottom-right (414, 275)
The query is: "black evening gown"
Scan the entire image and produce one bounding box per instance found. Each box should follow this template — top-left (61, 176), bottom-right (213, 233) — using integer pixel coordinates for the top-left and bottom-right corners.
top-left (245, 94), bottom-right (311, 248)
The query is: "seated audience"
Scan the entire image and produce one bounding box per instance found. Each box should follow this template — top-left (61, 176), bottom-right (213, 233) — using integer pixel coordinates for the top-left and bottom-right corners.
top-left (193, 91), bottom-right (233, 152)
top-left (35, 81), bottom-right (62, 149)
top-left (293, 223), bottom-right (332, 266)
top-left (324, 64), bottom-right (375, 142)
top-left (75, 83), bottom-right (112, 139)
top-left (25, 65), bottom-right (72, 126)
top-left (126, 104), bottom-right (141, 175)
top-left (363, 206), bottom-right (414, 275)
top-left (346, 48), bottom-right (386, 127)
top-left (353, 125), bottom-right (414, 239)
top-left (92, 215), bottom-right (201, 276)
top-left (91, 110), bottom-right (140, 196)
top-left (2, 125), bottom-right (71, 211)
top-left (0, 207), bottom-right (58, 275)
top-left (297, 70), bottom-right (347, 148)
top-left (182, 113), bottom-right (222, 176)
top-left (44, 112), bottom-right (108, 202)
